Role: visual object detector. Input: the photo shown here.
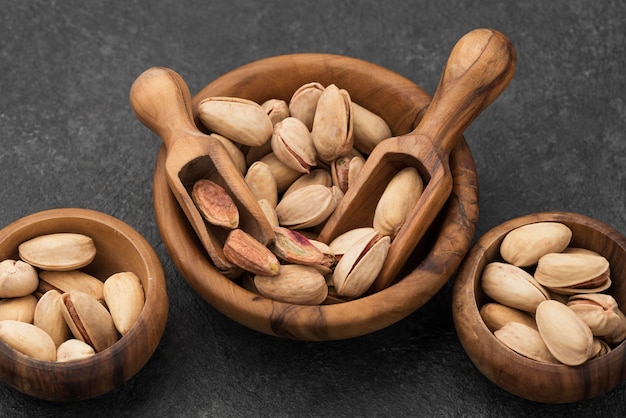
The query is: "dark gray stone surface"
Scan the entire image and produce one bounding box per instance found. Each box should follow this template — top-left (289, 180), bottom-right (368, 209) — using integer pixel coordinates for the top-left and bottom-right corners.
top-left (1, 0), bottom-right (625, 416)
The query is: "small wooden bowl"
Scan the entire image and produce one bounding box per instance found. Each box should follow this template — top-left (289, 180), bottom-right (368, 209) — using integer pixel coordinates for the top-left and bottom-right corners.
top-left (453, 211), bottom-right (626, 403)
top-left (152, 53), bottom-right (479, 340)
top-left (0, 208), bottom-right (168, 401)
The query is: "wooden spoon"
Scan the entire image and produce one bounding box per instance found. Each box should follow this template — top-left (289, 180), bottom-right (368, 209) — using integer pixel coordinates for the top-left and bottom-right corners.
top-left (130, 67), bottom-right (274, 277)
top-left (318, 28), bottom-right (517, 291)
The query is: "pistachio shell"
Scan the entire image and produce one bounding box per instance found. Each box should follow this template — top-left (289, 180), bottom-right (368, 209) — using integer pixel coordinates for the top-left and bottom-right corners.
top-left (288, 82), bottom-right (324, 130)
top-left (479, 302), bottom-right (537, 332)
top-left (481, 262), bottom-right (549, 313)
top-left (535, 300), bottom-right (594, 366)
top-left (245, 161), bottom-right (278, 207)
top-left (56, 339), bottom-right (96, 362)
top-left (0, 319), bottom-right (57, 361)
top-left (191, 179), bottom-right (239, 229)
top-left (327, 227), bottom-right (377, 257)
top-left (261, 98), bottom-right (290, 125)
top-left (567, 293), bottom-right (625, 337)
top-left (331, 150), bottom-right (365, 194)
top-left (351, 102), bottom-right (392, 154)
top-left (0, 295), bottom-right (38, 323)
top-left (534, 252), bottom-right (610, 291)
top-left (283, 169), bottom-right (332, 199)
top-left (373, 167), bottom-right (423, 239)
top-left (0, 259), bottom-right (39, 298)
top-left (311, 84), bottom-right (354, 162)
top-left (257, 198), bottom-right (279, 228)
top-left (34, 290), bottom-right (71, 347)
top-left (245, 140), bottom-right (273, 167)
top-left (494, 322), bottom-right (558, 364)
top-left (271, 117), bottom-right (317, 173)
top-left (18, 233), bottom-right (96, 271)
top-left (276, 184), bottom-right (343, 229)
top-left (103, 272), bottom-right (145, 336)
top-left (223, 229), bottom-right (280, 276)
top-left (196, 96), bottom-right (273, 147)
top-left (37, 270), bottom-right (105, 304)
top-left (210, 133), bottom-right (247, 176)
top-left (500, 222), bottom-right (572, 267)
top-left (61, 290), bottom-right (119, 352)
top-left (259, 152), bottom-right (303, 193)
top-left (254, 264), bottom-right (328, 305)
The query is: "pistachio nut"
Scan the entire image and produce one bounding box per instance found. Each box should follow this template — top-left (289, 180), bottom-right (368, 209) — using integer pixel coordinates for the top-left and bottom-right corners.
top-left (254, 264), bottom-right (328, 305)
top-left (210, 133), bottom-right (247, 176)
top-left (373, 167), bottom-right (423, 239)
top-left (37, 270), bottom-right (105, 304)
top-left (330, 150), bottom-right (365, 194)
top-left (61, 290), bottom-right (119, 352)
top-left (283, 169), bottom-right (332, 199)
top-left (271, 117), bottom-right (317, 174)
top-left (196, 96), bottom-right (273, 147)
top-left (245, 161), bottom-right (278, 208)
top-left (311, 84), bottom-right (354, 162)
top-left (481, 262), bottom-right (549, 313)
top-left (0, 295), bottom-right (37, 323)
top-left (275, 184), bottom-right (343, 229)
top-left (332, 229), bottom-right (390, 298)
top-left (261, 98), bottom-right (290, 125)
top-left (103, 272), bottom-right (145, 336)
top-left (0, 319), bottom-right (57, 361)
top-left (257, 198), bottom-right (280, 228)
top-left (56, 338), bottom-right (96, 362)
top-left (259, 152), bottom-right (303, 193)
top-left (271, 226), bottom-right (334, 268)
top-left (18, 233), bottom-right (96, 271)
top-left (288, 81), bottom-right (324, 130)
top-left (479, 302), bottom-right (537, 333)
top-left (535, 299), bottom-right (595, 366)
top-left (534, 252), bottom-right (611, 294)
top-left (0, 259), bottom-right (39, 298)
top-left (567, 293), bottom-right (625, 338)
top-left (33, 290), bottom-right (71, 347)
top-left (499, 222), bottom-right (572, 267)
top-left (351, 102), bottom-right (392, 155)
top-left (192, 178), bottom-right (240, 230)
top-left (494, 321), bottom-right (558, 364)
top-left (223, 228), bottom-right (280, 276)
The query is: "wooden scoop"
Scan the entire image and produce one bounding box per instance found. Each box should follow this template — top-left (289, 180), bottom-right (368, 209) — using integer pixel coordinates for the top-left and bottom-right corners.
top-left (130, 67), bottom-right (274, 277)
top-left (318, 28), bottom-right (517, 292)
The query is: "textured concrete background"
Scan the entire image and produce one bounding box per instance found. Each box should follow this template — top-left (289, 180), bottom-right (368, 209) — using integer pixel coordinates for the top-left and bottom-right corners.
top-left (1, 0), bottom-right (625, 416)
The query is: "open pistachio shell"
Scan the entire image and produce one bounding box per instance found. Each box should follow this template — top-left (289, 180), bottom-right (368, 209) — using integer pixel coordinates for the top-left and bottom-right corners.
top-left (534, 252), bottom-right (610, 293)
top-left (271, 117), bottom-right (317, 173)
top-left (0, 319), bottom-right (57, 361)
top-left (283, 169), bottom-right (332, 199)
top-left (481, 262), bottom-right (550, 313)
top-left (261, 98), bottom-right (290, 125)
top-left (37, 270), bottom-right (105, 304)
top-left (18, 233), bottom-right (96, 271)
top-left (499, 222), bottom-right (572, 267)
top-left (0, 259), bottom-right (39, 298)
top-left (327, 227), bottom-right (377, 257)
top-left (567, 293), bottom-right (625, 338)
top-left (288, 81), bottom-right (324, 130)
top-left (331, 150), bottom-right (365, 194)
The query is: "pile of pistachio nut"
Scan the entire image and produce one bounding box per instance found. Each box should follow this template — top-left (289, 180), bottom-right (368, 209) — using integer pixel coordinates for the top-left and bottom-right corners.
top-left (190, 82), bottom-right (423, 305)
top-left (479, 221), bottom-right (625, 366)
top-left (0, 233), bottom-right (144, 362)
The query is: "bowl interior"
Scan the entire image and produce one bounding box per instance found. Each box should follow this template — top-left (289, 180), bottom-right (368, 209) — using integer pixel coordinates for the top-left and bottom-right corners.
top-left (153, 53), bottom-right (479, 341)
top-left (453, 211), bottom-right (626, 403)
top-left (0, 208), bottom-right (168, 402)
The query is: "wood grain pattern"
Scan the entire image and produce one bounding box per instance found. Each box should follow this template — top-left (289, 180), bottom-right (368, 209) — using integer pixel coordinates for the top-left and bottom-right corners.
top-left (154, 52), bottom-right (480, 340)
top-left (453, 211), bottom-right (626, 403)
top-left (0, 208), bottom-right (168, 401)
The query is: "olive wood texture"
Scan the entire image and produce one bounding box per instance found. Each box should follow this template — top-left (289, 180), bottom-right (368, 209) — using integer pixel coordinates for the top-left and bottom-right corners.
top-left (130, 67), bottom-right (274, 278)
top-left (152, 52), bottom-right (479, 340)
top-left (319, 28), bottom-right (516, 292)
top-left (453, 211), bottom-right (626, 403)
top-left (0, 208), bottom-right (168, 402)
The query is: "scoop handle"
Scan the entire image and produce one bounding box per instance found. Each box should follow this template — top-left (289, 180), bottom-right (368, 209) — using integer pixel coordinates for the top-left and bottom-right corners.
top-left (130, 67), bottom-right (198, 149)
top-left (418, 28), bottom-right (516, 157)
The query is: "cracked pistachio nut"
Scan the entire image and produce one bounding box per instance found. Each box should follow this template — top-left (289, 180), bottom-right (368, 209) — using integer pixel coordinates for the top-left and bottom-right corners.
top-left (223, 229), bottom-right (280, 276)
top-left (259, 152), bottom-right (303, 193)
top-left (283, 169), bottom-right (332, 199)
top-left (373, 167), bottom-right (423, 239)
top-left (311, 84), bottom-right (354, 162)
top-left (351, 102), bottom-right (392, 155)
top-left (271, 117), bottom-right (317, 173)
top-left (500, 222), bottom-right (572, 267)
top-left (261, 98), bottom-right (290, 125)
top-left (245, 161), bottom-right (278, 208)
top-left (288, 81), bottom-right (324, 130)
top-left (0, 319), bottom-right (57, 361)
top-left (61, 290), bottom-right (119, 353)
top-left (534, 252), bottom-right (611, 294)
top-left (254, 264), bottom-right (328, 305)
top-left (271, 226), bottom-right (334, 268)
top-left (34, 290), bottom-right (71, 347)
top-left (192, 179), bottom-right (239, 230)
top-left (479, 302), bottom-right (537, 333)
top-left (481, 262), bottom-right (549, 313)
top-left (332, 229), bottom-right (390, 298)
top-left (331, 149), bottom-right (365, 194)
top-left (536, 300), bottom-right (595, 366)
top-left (494, 321), bottom-right (558, 364)
top-left (56, 338), bottom-right (96, 362)
top-left (0, 259), bottom-right (39, 298)
top-left (103, 272), bottom-right (145, 336)
top-left (18, 233), bottom-right (96, 271)
top-left (37, 270), bottom-right (105, 304)
top-left (568, 293), bottom-right (626, 344)
top-left (328, 227), bottom-right (378, 259)
top-left (196, 96), bottom-right (273, 147)
top-left (0, 295), bottom-right (37, 323)
top-left (276, 184), bottom-right (343, 229)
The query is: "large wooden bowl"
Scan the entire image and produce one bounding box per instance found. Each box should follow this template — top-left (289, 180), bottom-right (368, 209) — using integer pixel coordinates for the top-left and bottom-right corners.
top-left (152, 53), bottom-right (479, 340)
top-left (0, 208), bottom-right (169, 401)
top-left (453, 211), bottom-right (626, 403)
